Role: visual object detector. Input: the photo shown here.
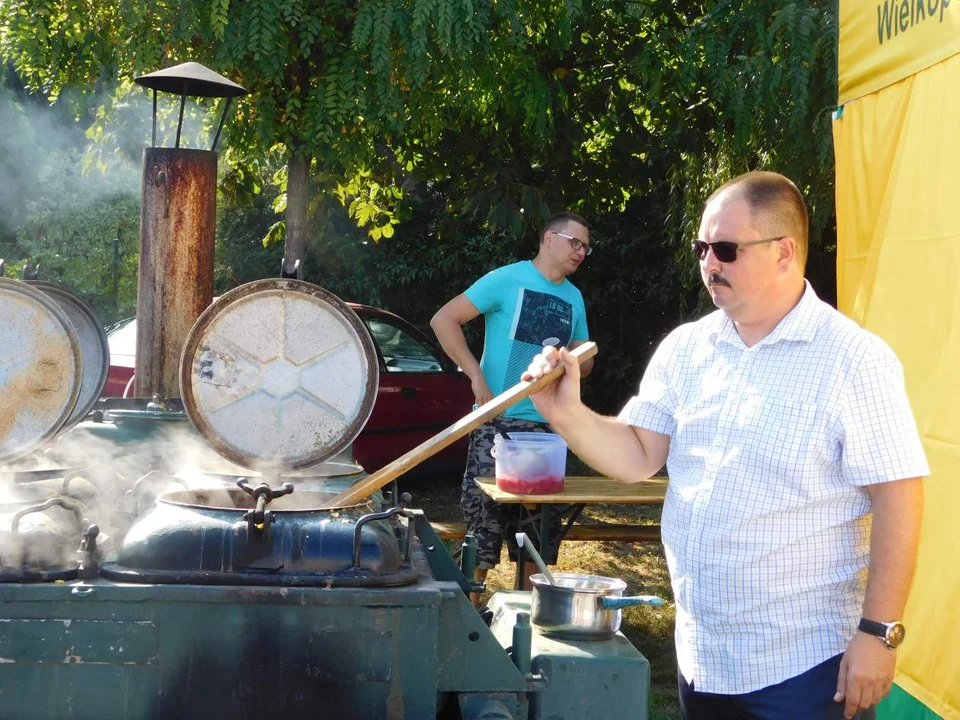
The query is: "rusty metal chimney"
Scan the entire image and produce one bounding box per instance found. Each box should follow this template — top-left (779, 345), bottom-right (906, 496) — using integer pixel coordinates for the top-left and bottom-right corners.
top-left (132, 62), bottom-right (247, 399)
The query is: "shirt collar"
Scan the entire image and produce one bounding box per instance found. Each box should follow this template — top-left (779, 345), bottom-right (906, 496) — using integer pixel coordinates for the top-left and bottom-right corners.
top-left (712, 280), bottom-right (823, 349)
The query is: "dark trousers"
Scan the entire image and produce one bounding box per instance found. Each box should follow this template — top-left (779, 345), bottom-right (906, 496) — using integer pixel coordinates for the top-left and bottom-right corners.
top-left (679, 654), bottom-right (878, 720)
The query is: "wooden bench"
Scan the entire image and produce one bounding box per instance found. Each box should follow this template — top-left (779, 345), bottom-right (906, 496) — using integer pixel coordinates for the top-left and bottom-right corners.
top-left (430, 521), bottom-right (661, 543)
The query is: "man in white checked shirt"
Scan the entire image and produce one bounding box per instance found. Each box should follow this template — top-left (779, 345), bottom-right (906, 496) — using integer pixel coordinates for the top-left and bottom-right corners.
top-left (522, 171), bottom-right (927, 719)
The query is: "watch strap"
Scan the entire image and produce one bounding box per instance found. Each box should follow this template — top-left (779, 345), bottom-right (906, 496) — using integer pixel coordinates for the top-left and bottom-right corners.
top-left (858, 618), bottom-right (888, 639)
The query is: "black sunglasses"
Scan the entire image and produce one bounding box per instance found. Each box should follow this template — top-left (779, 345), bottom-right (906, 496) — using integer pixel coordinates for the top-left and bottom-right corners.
top-left (691, 236), bottom-right (784, 263)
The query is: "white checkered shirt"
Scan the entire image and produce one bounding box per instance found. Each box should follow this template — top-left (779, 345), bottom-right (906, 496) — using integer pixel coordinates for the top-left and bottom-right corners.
top-left (618, 281), bottom-right (929, 694)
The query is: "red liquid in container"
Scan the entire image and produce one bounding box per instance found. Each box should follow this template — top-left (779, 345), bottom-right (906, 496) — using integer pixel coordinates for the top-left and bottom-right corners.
top-left (495, 475), bottom-right (565, 494)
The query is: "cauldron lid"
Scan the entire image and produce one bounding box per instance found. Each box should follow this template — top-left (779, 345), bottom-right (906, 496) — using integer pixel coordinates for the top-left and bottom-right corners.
top-left (27, 282), bottom-right (110, 431)
top-left (179, 280), bottom-right (378, 472)
top-left (0, 279), bottom-right (82, 463)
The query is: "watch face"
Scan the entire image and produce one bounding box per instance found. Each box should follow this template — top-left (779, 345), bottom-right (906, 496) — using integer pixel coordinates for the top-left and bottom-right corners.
top-left (887, 622), bottom-right (906, 648)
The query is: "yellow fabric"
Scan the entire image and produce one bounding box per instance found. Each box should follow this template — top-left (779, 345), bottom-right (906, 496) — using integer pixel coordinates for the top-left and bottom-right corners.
top-left (834, 51), bottom-right (960, 720)
top-left (838, 0), bottom-right (960, 104)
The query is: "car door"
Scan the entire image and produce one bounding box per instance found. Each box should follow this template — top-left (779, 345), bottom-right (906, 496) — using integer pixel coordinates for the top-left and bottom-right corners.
top-left (353, 309), bottom-right (472, 474)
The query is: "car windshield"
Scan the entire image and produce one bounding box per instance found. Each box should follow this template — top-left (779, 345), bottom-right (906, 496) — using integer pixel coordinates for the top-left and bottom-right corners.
top-left (363, 317), bottom-right (443, 372)
top-left (107, 317), bottom-right (137, 365)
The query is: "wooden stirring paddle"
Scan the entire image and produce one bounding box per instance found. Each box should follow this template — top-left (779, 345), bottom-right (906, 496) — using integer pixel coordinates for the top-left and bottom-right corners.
top-left (318, 341), bottom-right (597, 509)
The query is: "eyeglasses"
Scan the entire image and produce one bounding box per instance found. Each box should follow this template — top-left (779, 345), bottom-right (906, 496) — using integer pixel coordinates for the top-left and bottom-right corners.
top-left (691, 236), bottom-right (784, 263)
top-left (553, 231), bottom-right (593, 256)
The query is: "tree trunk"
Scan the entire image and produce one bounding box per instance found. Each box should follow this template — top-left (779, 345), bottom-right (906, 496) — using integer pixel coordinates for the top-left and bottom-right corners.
top-left (282, 154), bottom-right (309, 279)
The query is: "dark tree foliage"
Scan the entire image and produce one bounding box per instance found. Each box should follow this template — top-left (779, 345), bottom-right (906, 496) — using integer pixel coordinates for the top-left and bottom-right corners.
top-left (1, 0), bottom-right (839, 413)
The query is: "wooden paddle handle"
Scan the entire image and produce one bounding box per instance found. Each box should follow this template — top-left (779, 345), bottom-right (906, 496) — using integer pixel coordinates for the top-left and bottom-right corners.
top-left (319, 341), bottom-right (597, 509)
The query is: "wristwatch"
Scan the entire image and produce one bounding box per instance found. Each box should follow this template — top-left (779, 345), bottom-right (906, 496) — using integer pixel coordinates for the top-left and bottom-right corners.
top-left (858, 618), bottom-right (906, 649)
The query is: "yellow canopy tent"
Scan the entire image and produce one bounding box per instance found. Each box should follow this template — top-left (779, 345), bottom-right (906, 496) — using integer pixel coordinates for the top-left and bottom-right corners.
top-left (834, 1), bottom-right (960, 717)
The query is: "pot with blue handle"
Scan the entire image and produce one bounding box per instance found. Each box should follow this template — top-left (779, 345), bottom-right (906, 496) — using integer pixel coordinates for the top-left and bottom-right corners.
top-left (530, 572), bottom-right (663, 640)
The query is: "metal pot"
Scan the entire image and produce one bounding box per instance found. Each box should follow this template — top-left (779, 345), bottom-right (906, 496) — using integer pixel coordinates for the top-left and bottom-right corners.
top-left (102, 480), bottom-right (418, 587)
top-left (530, 572), bottom-right (662, 640)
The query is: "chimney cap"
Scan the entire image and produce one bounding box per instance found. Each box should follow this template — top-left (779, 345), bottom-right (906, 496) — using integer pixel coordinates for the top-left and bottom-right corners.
top-left (135, 62), bottom-right (248, 98)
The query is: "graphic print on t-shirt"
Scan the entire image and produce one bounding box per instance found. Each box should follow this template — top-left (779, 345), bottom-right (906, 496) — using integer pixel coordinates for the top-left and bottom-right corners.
top-left (504, 288), bottom-right (574, 387)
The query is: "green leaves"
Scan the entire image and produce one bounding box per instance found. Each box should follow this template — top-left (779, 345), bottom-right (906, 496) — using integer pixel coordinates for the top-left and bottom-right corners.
top-left (615, 0), bottom-right (838, 272)
top-left (334, 170), bottom-right (403, 241)
top-left (263, 220), bottom-right (286, 247)
top-left (2, 0), bottom-right (839, 321)
top-left (352, 3), bottom-right (375, 49)
top-left (370, 0), bottom-right (395, 82)
top-left (210, 0), bottom-right (230, 40)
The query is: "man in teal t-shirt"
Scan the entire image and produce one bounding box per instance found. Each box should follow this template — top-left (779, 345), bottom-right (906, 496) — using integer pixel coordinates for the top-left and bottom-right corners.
top-left (431, 212), bottom-right (593, 601)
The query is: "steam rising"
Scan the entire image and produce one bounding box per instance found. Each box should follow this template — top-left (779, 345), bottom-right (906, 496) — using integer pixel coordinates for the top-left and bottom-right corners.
top-left (0, 419), bottom-right (229, 570)
top-left (0, 412), bottom-right (365, 571)
top-left (0, 77), bottom-right (219, 299)
top-left (0, 76), bottom-right (239, 571)
top-left (0, 75), bottom-right (354, 573)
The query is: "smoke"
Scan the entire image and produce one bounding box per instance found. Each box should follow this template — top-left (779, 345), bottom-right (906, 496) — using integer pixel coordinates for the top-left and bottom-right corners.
top-left (0, 78), bottom-right (136, 223)
top-left (86, 81), bottom-right (223, 164)
top-left (0, 81), bottom-right (53, 250)
top-left (0, 81), bottom-right (140, 331)
top-left (0, 76), bottom-right (218, 307)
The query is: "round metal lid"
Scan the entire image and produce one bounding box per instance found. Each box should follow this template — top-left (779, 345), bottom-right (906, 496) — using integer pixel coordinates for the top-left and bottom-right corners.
top-left (180, 279), bottom-right (379, 471)
top-left (0, 278), bottom-right (83, 464)
top-left (27, 282), bottom-right (110, 431)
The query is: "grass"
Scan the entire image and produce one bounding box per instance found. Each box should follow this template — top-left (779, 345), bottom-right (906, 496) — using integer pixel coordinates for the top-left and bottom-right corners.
top-left (401, 459), bottom-right (681, 720)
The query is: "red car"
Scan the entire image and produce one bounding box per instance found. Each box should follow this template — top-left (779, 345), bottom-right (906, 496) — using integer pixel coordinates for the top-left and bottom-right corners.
top-left (104, 304), bottom-right (473, 474)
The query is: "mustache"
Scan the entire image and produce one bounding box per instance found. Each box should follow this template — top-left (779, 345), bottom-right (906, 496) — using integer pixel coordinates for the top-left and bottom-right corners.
top-left (707, 273), bottom-right (730, 287)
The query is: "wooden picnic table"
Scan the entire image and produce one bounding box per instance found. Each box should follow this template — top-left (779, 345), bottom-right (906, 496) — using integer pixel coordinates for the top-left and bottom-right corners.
top-left (474, 475), bottom-right (667, 506)
top-left (475, 475), bottom-right (668, 588)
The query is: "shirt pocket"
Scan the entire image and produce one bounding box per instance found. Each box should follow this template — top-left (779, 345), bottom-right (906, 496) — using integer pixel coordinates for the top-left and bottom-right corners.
top-left (741, 397), bottom-right (825, 484)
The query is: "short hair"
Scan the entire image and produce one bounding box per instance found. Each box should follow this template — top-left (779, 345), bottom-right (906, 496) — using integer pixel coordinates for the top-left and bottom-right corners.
top-left (541, 211), bottom-right (589, 242)
top-left (708, 171), bottom-right (809, 271)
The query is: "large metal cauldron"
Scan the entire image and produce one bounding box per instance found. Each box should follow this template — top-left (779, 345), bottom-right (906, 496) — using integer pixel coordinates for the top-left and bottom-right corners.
top-left (0, 468), bottom-right (108, 581)
top-left (0, 495), bottom-right (82, 573)
top-left (103, 481), bottom-right (418, 587)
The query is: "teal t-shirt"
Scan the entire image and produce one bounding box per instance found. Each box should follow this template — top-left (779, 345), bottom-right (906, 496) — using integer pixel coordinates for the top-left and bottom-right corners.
top-left (465, 260), bottom-right (589, 422)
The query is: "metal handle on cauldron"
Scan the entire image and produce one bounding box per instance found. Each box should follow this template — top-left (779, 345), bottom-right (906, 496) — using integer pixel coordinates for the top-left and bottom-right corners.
top-left (62, 465), bottom-right (125, 497)
top-left (77, 524), bottom-right (101, 580)
top-left (127, 471), bottom-right (189, 515)
top-left (351, 493), bottom-right (416, 568)
top-left (11, 497), bottom-right (85, 537)
top-left (6, 497), bottom-right (87, 571)
top-left (236, 478), bottom-right (294, 534)
top-left (599, 595), bottom-right (663, 610)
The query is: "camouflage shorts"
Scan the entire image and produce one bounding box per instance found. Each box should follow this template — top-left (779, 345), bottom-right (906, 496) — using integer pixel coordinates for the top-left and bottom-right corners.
top-left (461, 417), bottom-right (563, 569)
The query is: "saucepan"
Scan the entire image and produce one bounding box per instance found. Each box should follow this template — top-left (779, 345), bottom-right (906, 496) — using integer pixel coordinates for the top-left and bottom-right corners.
top-left (529, 572), bottom-right (663, 640)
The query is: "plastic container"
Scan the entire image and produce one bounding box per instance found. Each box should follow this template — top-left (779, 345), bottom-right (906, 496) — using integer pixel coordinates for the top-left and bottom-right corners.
top-left (492, 432), bottom-right (567, 494)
